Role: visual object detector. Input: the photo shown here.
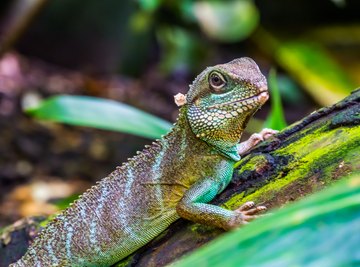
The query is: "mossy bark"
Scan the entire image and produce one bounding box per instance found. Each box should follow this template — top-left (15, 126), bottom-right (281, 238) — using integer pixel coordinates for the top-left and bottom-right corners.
top-left (1, 89), bottom-right (359, 267)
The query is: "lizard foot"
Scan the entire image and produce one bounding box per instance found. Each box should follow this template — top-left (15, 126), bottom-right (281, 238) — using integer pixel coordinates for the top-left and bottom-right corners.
top-left (258, 128), bottom-right (279, 140)
top-left (227, 201), bottom-right (266, 230)
top-left (237, 201), bottom-right (267, 218)
top-left (237, 128), bottom-right (279, 156)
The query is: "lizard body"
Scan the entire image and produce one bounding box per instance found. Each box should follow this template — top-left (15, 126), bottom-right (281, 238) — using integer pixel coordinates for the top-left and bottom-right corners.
top-left (10, 58), bottom-right (274, 267)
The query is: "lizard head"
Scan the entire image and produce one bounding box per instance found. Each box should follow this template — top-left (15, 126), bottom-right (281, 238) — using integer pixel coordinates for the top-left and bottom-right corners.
top-left (185, 57), bottom-right (268, 151)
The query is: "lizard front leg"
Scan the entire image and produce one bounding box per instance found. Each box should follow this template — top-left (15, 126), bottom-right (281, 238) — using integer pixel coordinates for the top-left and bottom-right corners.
top-left (237, 128), bottom-right (278, 156)
top-left (176, 178), bottom-right (266, 230)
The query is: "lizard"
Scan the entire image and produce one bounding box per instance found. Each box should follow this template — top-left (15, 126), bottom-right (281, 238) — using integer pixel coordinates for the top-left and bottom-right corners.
top-left (10, 57), bottom-right (278, 267)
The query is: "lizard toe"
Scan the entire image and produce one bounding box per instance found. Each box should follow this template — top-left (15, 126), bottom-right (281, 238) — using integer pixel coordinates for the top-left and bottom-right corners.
top-left (237, 201), bottom-right (255, 211)
top-left (260, 128), bottom-right (279, 140)
top-left (243, 206), bottom-right (267, 215)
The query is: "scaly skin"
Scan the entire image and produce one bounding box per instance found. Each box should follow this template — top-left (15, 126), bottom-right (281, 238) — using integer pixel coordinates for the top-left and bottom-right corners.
top-left (10, 58), bottom-right (273, 267)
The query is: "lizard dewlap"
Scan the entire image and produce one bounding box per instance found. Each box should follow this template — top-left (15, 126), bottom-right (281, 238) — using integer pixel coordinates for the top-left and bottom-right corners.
top-left (10, 58), bottom-right (275, 267)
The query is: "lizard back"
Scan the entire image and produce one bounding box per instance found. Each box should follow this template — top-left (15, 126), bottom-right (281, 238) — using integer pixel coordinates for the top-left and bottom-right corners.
top-left (12, 108), bottom-right (227, 267)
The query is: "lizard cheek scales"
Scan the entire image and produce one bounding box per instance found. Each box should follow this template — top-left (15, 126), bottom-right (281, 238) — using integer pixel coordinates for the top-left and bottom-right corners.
top-left (10, 58), bottom-right (269, 267)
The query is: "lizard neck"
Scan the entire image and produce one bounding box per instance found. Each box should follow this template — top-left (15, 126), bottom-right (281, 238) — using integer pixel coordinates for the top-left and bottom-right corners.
top-left (162, 106), bottom-right (206, 151)
top-left (169, 106), bottom-right (240, 162)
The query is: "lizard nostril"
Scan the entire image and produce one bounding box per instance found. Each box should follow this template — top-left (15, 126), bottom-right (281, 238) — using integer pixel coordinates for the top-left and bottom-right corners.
top-left (258, 92), bottom-right (269, 103)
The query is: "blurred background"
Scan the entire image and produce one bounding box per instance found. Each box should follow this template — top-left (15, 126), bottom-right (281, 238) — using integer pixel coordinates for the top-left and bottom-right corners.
top-left (0, 0), bottom-right (359, 227)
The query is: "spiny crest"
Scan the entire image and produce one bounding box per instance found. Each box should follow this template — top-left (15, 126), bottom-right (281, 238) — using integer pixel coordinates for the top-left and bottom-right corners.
top-left (50, 113), bottom-right (190, 218)
top-left (35, 133), bottom-right (172, 241)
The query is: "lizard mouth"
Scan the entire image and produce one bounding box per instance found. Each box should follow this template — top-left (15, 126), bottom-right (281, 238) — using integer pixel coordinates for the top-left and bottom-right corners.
top-left (210, 89), bottom-right (268, 109)
top-left (232, 91), bottom-right (268, 105)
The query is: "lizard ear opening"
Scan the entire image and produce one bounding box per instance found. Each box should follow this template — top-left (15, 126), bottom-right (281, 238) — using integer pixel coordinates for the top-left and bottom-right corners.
top-left (174, 93), bottom-right (187, 106)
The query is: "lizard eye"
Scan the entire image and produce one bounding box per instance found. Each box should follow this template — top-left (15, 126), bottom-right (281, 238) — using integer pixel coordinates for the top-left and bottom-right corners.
top-left (209, 71), bottom-right (226, 92)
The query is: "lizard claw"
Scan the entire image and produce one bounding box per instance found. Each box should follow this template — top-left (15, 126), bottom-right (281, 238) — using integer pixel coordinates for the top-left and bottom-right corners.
top-left (235, 201), bottom-right (267, 222)
top-left (259, 128), bottom-right (279, 140)
top-left (242, 206), bottom-right (267, 216)
top-left (238, 201), bottom-right (256, 211)
top-left (248, 133), bottom-right (263, 145)
top-left (237, 128), bottom-right (279, 156)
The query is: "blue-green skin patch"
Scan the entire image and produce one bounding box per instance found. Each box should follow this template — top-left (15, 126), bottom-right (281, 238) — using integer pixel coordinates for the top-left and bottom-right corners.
top-left (10, 58), bottom-right (268, 267)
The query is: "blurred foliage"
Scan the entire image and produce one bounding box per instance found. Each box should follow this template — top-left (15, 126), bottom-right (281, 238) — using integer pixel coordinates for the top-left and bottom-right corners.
top-left (3, 0), bottom-right (357, 106)
top-left (136, 0), bottom-right (357, 106)
top-left (172, 174), bottom-right (360, 267)
top-left (25, 95), bottom-right (172, 139)
top-left (4, 0), bottom-right (357, 143)
top-left (191, 0), bottom-right (259, 42)
top-left (275, 75), bottom-right (306, 106)
top-left (138, 0), bottom-right (162, 12)
top-left (264, 68), bottom-right (287, 130)
top-left (0, 0), bottom-right (48, 56)
top-left (157, 26), bottom-right (208, 74)
top-left (252, 29), bottom-right (357, 106)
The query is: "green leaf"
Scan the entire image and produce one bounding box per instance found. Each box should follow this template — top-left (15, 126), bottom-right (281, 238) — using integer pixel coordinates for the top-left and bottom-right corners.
top-left (25, 95), bottom-right (172, 139)
top-left (52, 194), bottom-right (80, 210)
top-left (277, 41), bottom-right (356, 105)
top-left (192, 0), bottom-right (259, 42)
top-left (275, 74), bottom-right (306, 105)
top-left (157, 27), bottom-right (207, 74)
top-left (171, 174), bottom-right (360, 267)
top-left (252, 30), bottom-right (357, 106)
top-left (264, 68), bottom-right (287, 130)
top-left (137, 0), bottom-right (161, 12)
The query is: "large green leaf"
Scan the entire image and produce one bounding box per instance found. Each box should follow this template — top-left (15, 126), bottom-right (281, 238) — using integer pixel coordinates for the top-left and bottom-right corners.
top-left (276, 41), bottom-right (356, 105)
top-left (171, 174), bottom-right (360, 267)
top-left (25, 95), bottom-right (264, 140)
top-left (25, 95), bottom-right (172, 139)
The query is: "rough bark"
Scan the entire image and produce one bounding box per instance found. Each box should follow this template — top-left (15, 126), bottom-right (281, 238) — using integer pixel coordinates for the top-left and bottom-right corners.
top-left (1, 89), bottom-right (359, 267)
